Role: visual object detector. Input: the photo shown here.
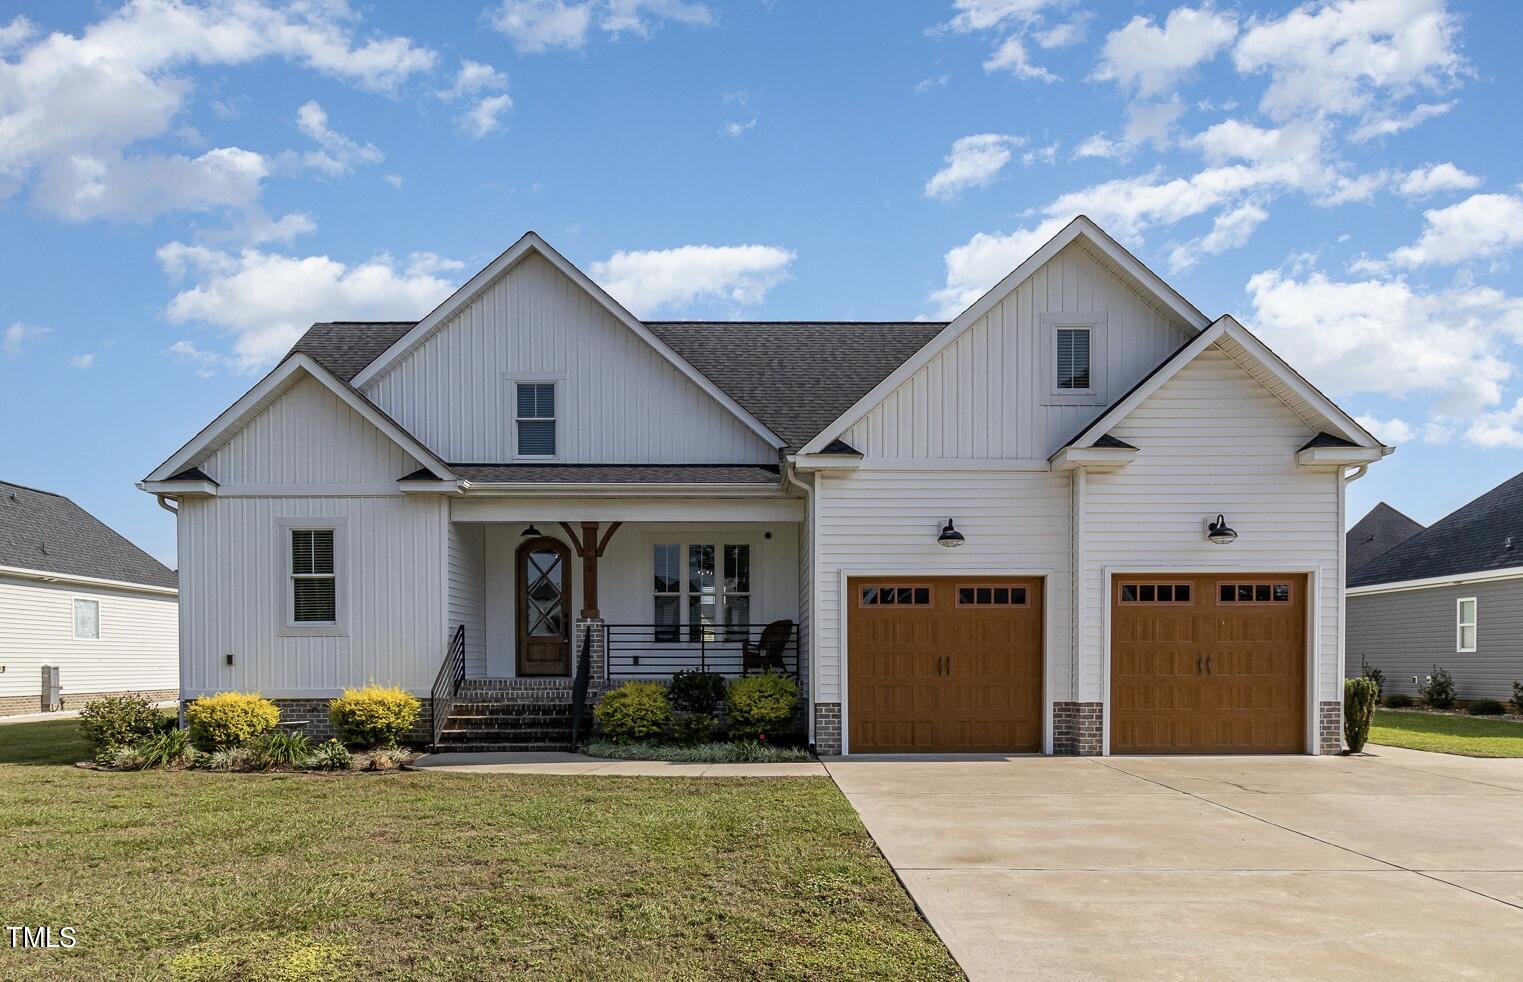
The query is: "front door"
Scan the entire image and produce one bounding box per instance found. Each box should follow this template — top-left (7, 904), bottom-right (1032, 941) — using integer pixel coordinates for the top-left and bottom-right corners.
top-left (516, 537), bottom-right (571, 676)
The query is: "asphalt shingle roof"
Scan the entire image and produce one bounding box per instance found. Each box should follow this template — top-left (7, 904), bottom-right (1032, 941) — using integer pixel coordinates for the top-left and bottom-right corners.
top-left (0, 481), bottom-right (177, 589)
top-left (290, 322), bottom-right (415, 382)
top-left (1349, 475), bottom-right (1523, 587)
top-left (1346, 502), bottom-right (1424, 575)
top-left (452, 464), bottom-right (780, 485)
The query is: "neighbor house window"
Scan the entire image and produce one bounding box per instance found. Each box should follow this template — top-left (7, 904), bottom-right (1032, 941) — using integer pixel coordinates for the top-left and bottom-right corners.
top-left (290, 528), bottom-right (337, 624)
top-left (651, 542), bottom-right (752, 641)
top-left (1458, 597), bottom-right (1478, 652)
top-left (1056, 328), bottom-right (1091, 390)
top-left (73, 599), bottom-right (99, 640)
top-left (515, 382), bottom-right (556, 457)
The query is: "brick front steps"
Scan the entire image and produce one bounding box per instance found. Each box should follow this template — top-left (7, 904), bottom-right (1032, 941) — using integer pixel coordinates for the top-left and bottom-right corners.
top-left (434, 680), bottom-right (609, 752)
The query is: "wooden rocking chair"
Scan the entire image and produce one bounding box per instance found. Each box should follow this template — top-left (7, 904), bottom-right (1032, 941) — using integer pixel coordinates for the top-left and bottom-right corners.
top-left (742, 619), bottom-right (795, 675)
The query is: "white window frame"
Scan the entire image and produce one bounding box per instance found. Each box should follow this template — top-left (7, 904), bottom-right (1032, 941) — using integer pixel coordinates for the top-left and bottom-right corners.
top-left (276, 517), bottom-right (347, 637)
top-left (649, 538), bottom-right (757, 642)
top-left (1040, 313), bottom-right (1108, 406)
top-left (510, 375), bottom-right (562, 460)
top-left (1457, 596), bottom-right (1478, 653)
top-left (72, 597), bottom-right (100, 641)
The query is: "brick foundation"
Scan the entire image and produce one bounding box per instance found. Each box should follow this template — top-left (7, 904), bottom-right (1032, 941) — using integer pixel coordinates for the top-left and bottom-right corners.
top-left (1, 687), bottom-right (178, 717)
top-left (1052, 701), bottom-right (1104, 755)
top-left (1319, 700), bottom-right (1343, 755)
top-left (573, 617), bottom-right (606, 680)
top-left (813, 702), bottom-right (842, 755)
top-left (221, 697), bottom-right (435, 745)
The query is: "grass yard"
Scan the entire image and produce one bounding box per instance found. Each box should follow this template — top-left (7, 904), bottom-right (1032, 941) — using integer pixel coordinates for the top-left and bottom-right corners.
top-left (1369, 709), bottom-right (1523, 758)
top-left (0, 719), bottom-right (959, 981)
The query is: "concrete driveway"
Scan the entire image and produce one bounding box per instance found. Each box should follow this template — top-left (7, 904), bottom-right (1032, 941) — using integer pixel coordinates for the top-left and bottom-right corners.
top-left (826, 746), bottom-right (1523, 980)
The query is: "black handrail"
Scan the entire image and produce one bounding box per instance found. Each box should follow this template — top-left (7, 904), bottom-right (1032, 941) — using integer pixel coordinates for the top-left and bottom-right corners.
top-left (604, 622), bottom-right (799, 679)
top-left (568, 624), bottom-right (592, 749)
top-left (431, 624), bottom-right (466, 748)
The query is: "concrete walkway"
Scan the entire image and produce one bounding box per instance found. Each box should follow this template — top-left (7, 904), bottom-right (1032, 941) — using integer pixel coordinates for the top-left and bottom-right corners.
top-left (411, 751), bottom-right (826, 777)
top-left (826, 747), bottom-right (1523, 980)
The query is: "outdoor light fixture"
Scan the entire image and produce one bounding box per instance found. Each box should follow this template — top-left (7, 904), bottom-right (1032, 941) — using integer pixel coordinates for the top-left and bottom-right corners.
top-left (1206, 514), bottom-right (1238, 545)
top-left (937, 519), bottom-right (966, 548)
top-left (520, 524), bottom-right (541, 537)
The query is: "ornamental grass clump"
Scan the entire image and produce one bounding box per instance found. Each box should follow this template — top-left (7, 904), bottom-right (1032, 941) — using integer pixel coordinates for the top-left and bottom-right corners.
top-left (594, 682), bottom-right (671, 743)
top-left (1343, 676), bottom-right (1379, 753)
top-left (328, 684), bottom-right (422, 749)
top-left (185, 692), bottom-right (280, 751)
top-left (726, 673), bottom-right (800, 742)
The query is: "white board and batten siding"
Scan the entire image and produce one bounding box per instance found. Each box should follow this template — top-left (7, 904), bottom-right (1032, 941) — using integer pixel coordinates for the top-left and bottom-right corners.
top-left (1080, 346), bottom-right (1343, 703)
top-left (362, 252), bottom-right (776, 465)
top-left (845, 243), bottom-right (1193, 460)
top-left (0, 575), bottom-right (177, 703)
top-left (448, 522), bottom-right (488, 678)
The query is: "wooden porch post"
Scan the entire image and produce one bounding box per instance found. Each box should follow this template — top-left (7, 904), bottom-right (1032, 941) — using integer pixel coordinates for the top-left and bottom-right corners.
top-left (559, 521), bottom-right (622, 619)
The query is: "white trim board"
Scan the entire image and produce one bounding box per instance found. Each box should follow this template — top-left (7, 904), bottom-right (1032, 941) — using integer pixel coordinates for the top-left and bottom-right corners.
top-left (0, 564), bottom-right (179, 597)
top-left (348, 232), bottom-right (785, 452)
top-left (1347, 565), bottom-right (1523, 597)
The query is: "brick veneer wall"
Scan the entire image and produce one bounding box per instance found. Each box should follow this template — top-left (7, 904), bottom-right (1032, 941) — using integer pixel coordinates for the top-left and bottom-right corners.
top-left (813, 702), bottom-right (842, 755)
top-left (1319, 700), bottom-right (1343, 755)
top-left (249, 697), bottom-right (434, 745)
top-left (1, 688), bottom-right (178, 717)
top-left (1052, 701), bottom-right (1104, 755)
top-left (572, 617), bottom-right (606, 680)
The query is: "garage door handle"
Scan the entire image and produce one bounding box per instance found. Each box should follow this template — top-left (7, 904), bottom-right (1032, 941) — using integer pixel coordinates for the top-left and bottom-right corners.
top-left (1206, 655), bottom-right (1213, 674)
top-left (1197, 655), bottom-right (1203, 674)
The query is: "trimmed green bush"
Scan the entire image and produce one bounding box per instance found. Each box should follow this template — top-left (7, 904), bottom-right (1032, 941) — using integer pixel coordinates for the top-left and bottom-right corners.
top-left (1421, 666), bottom-right (1457, 709)
top-left (1343, 677), bottom-right (1379, 753)
top-left (310, 739), bottom-right (354, 771)
top-left (726, 673), bottom-right (800, 742)
top-left (328, 684), bottom-right (421, 748)
top-left (1360, 660), bottom-right (1385, 697)
top-left (670, 712), bottom-right (715, 746)
top-left (667, 670), bottom-right (726, 715)
top-left (1513, 681), bottom-right (1523, 715)
top-left (78, 694), bottom-right (165, 757)
top-left (594, 682), bottom-right (671, 743)
top-left (1469, 698), bottom-right (1507, 716)
top-left (185, 692), bottom-right (280, 751)
top-left (1384, 693), bottom-right (1414, 708)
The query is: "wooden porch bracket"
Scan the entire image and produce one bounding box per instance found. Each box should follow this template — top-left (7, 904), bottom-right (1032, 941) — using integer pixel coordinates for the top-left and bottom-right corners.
top-left (558, 521), bottom-right (623, 619)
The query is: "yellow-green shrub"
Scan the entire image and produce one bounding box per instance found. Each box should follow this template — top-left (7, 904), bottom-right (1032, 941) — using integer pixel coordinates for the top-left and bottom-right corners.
top-left (594, 682), bottom-right (671, 743)
top-left (726, 673), bottom-right (799, 741)
top-left (185, 691), bottom-right (280, 751)
top-left (328, 684), bottom-right (421, 748)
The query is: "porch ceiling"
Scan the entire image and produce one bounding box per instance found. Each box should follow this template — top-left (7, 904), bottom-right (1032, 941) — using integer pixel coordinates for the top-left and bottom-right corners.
top-left (453, 463), bottom-right (781, 486)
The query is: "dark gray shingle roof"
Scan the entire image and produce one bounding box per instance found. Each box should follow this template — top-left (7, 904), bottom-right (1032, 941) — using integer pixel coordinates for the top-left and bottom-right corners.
top-left (0, 481), bottom-right (177, 589)
top-left (291, 322), bottom-right (415, 382)
top-left (1349, 476), bottom-right (1523, 587)
top-left (1346, 502), bottom-right (1424, 575)
top-left (1300, 432), bottom-right (1359, 452)
top-left (453, 464), bottom-right (780, 485)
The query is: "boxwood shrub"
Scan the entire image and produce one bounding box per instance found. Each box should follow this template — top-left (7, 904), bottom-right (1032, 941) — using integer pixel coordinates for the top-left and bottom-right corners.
top-left (185, 692), bottom-right (280, 751)
top-left (594, 682), bottom-right (671, 743)
top-left (328, 684), bottom-right (421, 748)
top-left (1468, 698), bottom-right (1507, 716)
top-left (78, 694), bottom-right (166, 757)
top-left (726, 673), bottom-right (799, 742)
top-left (1384, 693), bottom-right (1414, 708)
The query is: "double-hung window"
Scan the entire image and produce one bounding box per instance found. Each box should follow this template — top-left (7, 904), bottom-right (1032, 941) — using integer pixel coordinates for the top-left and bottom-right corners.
top-left (290, 528), bottom-right (337, 624)
top-left (515, 382), bottom-right (556, 457)
top-left (1457, 597), bottom-right (1478, 652)
top-left (651, 542), bottom-right (752, 641)
top-left (1056, 327), bottom-right (1091, 390)
top-left (73, 599), bottom-right (100, 640)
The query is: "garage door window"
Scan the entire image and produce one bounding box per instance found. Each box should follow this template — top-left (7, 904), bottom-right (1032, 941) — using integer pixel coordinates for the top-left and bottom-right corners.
top-left (1118, 582), bottom-right (1192, 604)
top-left (859, 585), bottom-right (931, 606)
top-left (1218, 582), bottom-right (1292, 604)
top-left (957, 585), bottom-right (1029, 606)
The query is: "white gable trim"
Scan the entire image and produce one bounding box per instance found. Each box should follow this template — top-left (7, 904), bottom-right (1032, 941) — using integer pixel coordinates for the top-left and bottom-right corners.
top-left (145, 354), bottom-right (454, 484)
top-left (347, 232), bottom-right (785, 451)
top-left (1060, 316), bottom-right (1387, 453)
top-left (797, 215), bottom-right (1213, 455)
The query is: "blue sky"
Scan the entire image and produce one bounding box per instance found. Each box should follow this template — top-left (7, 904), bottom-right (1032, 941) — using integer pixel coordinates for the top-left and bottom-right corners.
top-left (2, 0), bottom-right (1521, 566)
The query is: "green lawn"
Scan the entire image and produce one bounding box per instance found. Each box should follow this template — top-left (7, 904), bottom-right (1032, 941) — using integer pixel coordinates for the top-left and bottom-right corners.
top-left (1369, 709), bottom-right (1523, 757)
top-left (0, 719), bottom-right (959, 981)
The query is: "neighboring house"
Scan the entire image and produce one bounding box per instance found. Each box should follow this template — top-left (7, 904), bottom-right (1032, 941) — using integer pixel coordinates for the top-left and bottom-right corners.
top-left (141, 216), bottom-right (1388, 755)
top-left (1348, 473), bottom-right (1523, 701)
top-left (1347, 502), bottom-right (1424, 574)
top-left (0, 481), bottom-right (178, 715)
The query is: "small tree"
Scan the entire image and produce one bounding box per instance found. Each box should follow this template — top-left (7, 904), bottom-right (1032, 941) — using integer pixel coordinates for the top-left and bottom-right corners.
top-left (1512, 681), bottom-right (1523, 716)
top-left (1420, 666), bottom-right (1456, 709)
top-left (1360, 658), bottom-right (1385, 698)
top-left (1343, 677), bottom-right (1379, 753)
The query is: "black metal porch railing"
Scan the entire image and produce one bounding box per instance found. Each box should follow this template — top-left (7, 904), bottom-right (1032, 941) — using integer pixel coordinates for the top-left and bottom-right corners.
top-left (605, 622), bottom-right (799, 679)
top-left (430, 624), bottom-right (466, 748)
top-left (568, 624), bottom-right (592, 749)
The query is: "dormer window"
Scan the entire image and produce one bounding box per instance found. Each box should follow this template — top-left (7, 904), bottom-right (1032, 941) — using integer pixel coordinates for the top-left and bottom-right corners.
top-left (515, 382), bottom-right (556, 457)
top-left (1056, 328), bottom-right (1091, 390)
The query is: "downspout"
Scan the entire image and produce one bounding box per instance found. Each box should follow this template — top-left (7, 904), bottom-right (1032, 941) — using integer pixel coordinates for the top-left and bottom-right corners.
top-left (154, 493), bottom-right (178, 515)
top-left (782, 462), bottom-right (817, 749)
top-left (1332, 463), bottom-right (1367, 753)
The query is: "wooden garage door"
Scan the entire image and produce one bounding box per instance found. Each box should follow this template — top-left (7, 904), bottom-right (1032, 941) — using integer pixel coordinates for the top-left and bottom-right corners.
top-left (1111, 574), bottom-right (1306, 754)
top-left (847, 577), bottom-right (1043, 753)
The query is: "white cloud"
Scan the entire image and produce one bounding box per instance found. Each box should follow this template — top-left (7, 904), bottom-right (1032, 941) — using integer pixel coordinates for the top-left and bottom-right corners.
top-left (1233, 0), bottom-right (1465, 124)
top-left (1397, 162), bottom-right (1481, 198)
top-left (589, 244), bottom-right (795, 316)
top-left (1354, 414), bottom-right (1414, 445)
top-left (1350, 101), bottom-right (1453, 142)
top-left (930, 217), bottom-right (1069, 317)
top-left (463, 95), bottom-right (514, 139)
top-left (443, 60), bottom-right (509, 100)
top-left (157, 244), bottom-right (458, 370)
top-left (925, 133), bottom-right (1022, 200)
top-left (915, 74), bottom-right (949, 93)
top-left (69, 353), bottom-right (96, 369)
top-left (166, 339), bottom-right (226, 378)
top-left (1465, 399), bottom-right (1523, 449)
top-left (1167, 200), bottom-right (1269, 271)
top-left (1094, 5), bottom-right (1237, 97)
top-left (943, 0), bottom-right (1059, 34)
top-left (1123, 98), bottom-right (1185, 149)
top-left (488, 0), bottom-right (710, 52)
top-left (1022, 142), bottom-right (1059, 165)
top-left (0, 0), bottom-right (432, 219)
top-left (1072, 133), bottom-right (1127, 160)
top-left (237, 210), bottom-right (318, 246)
top-left (0, 15), bottom-right (35, 52)
top-left (384, 174), bottom-right (403, 189)
top-left (602, 0), bottom-right (713, 36)
top-left (438, 60), bottom-right (512, 138)
top-left (984, 35), bottom-right (1057, 81)
top-left (1035, 17), bottom-right (1087, 49)
top-left (293, 101), bottom-right (382, 176)
top-left (1389, 193), bottom-right (1523, 268)
top-left (3, 321), bottom-right (51, 356)
top-left (938, 0), bottom-right (1066, 81)
top-left (720, 116), bottom-right (757, 139)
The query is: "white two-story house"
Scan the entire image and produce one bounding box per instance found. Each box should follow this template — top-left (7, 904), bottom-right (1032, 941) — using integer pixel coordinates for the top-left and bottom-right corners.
top-left (141, 216), bottom-right (1387, 755)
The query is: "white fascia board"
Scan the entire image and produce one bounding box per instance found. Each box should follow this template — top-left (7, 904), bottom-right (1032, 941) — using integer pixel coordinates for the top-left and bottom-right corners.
top-left (1296, 446), bottom-right (1387, 467)
top-left (0, 564), bottom-right (178, 597)
top-left (138, 479), bottom-right (217, 496)
top-left (787, 453), bottom-right (862, 471)
top-left (398, 480), bottom-right (465, 494)
top-left (348, 232), bottom-right (785, 451)
top-left (1347, 565), bottom-right (1523, 597)
top-left (797, 215), bottom-right (1213, 455)
top-left (144, 354), bottom-right (454, 484)
top-left (458, 481), bottom-right (785, 497)
top-left (1050, 447), bottom-right (1136, 471)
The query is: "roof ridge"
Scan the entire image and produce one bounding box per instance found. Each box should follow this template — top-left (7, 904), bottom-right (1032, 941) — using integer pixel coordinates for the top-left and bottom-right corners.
top-left (645, 320), bottom-right (947, 325)
top-left (0, 479), bottom-right (64, 498)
